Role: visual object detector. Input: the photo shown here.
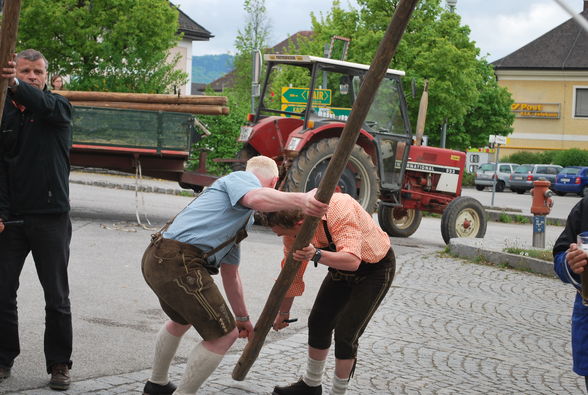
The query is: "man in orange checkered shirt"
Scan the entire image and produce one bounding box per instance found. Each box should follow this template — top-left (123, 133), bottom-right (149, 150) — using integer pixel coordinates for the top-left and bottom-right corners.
top-left (264, 193), bottom-right (396, 395)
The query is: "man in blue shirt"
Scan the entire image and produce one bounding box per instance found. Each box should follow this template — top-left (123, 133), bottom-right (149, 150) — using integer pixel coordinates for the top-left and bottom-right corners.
top-left (141, 156), bottom-right (328, 395)
top-left (554, 196), bottom-right (588, 390)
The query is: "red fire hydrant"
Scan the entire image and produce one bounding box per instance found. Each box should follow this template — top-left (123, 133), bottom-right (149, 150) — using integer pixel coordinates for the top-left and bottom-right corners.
top-left (530, 179), bottom-right (554, 248)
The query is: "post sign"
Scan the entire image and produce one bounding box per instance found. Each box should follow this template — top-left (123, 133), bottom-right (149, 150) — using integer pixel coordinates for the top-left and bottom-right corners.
top-left (281, 87), bottom-right (331, 106)
top-left (488, 135), bottom-right (507, 145)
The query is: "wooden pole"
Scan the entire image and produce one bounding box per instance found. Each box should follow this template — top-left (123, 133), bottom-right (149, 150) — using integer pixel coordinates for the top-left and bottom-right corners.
top-left (232, 0), bottom-right (420, 381)
top-left (414, 80), bottom-right (428, 146)
top-left (0, 0), bottom-right (22, 120)
top-left (71, 101), bottom-right (229, 115)
top-left (56, 90), bottom-right (227, 106)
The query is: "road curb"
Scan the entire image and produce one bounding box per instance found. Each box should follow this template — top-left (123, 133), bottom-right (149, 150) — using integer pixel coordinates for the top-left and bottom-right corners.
top-left (448, 238), bottom-right (555, 277)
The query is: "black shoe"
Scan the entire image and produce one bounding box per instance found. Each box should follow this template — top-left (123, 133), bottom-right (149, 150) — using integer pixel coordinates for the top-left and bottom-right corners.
top-left (273, 378), bottom-right (322, 395)
top-left (0, 366), bottom-right (10, 382)
top-left (143, 380), bottom-right (177, 395)
top-left (49, 364), bottom-right (70, 391)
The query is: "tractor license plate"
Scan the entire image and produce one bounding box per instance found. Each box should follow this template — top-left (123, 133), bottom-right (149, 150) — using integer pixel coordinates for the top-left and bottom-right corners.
top-left (561, 178), bottom-right (570, 183)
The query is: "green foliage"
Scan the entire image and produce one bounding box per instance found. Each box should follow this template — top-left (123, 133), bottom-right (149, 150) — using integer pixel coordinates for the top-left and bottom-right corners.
top-left (292, 0), bottom-right (513, 151)
top-left (503, 247), bottom-right (552, 262)
top-left (501, 151), bottom-right (556, 165)
top-left (461, 171), bottom-right (475, 186)
top-left (18, 0), bottom-right (187, 93)
top-left (188, 0), bottom-right (272, 176)
top-left (553, 148), bottom-right (588, 167)
top-left (189, 89), bottom-right (250, 176)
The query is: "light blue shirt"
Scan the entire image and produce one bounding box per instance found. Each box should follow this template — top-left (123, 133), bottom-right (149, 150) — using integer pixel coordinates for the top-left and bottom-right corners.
top-left (163, 171), bottom-right (260, 268)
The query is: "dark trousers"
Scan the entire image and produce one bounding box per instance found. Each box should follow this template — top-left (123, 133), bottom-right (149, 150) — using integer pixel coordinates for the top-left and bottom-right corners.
top-left (0, 213), bottom-right (73, 373)
top-left (308, 248), bottom-right (395, 360)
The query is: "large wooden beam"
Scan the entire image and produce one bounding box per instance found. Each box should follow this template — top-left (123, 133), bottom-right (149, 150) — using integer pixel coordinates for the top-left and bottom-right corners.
top-left (0, 0), bottom-right (22, 120)
top-left (71, 101), bottom-right (229, 115)
top-left (56, 90), bottom-right (227, 106)
top-left (232, 0), bottom-right (420, 381)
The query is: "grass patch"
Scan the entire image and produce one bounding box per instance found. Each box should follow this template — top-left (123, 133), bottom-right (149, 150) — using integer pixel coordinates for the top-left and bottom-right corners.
top-left (503, 247), bottom-right (552, 262)
top-left (497, 213), bottom-right (531, 224)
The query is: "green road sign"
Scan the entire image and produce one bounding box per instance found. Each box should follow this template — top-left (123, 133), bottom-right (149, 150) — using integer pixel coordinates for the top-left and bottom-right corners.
top-left (281, 87), bottom-right (331, 105)
top-left (281, 104), bottom-right (351, 120)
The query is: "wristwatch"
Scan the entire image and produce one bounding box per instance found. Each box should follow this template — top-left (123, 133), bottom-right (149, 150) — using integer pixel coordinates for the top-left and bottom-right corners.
top-left (311, 248), bottom-right (322, 267)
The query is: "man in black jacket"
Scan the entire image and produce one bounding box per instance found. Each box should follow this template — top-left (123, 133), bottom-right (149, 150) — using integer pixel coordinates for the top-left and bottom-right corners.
top-left (0, 49), bottom-right (73, 391)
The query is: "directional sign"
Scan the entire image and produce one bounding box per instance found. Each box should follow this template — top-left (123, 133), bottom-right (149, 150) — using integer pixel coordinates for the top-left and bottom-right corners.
top-left (281, 104), bottom-right (351, 120)
top-left (281, 87), bottom-right (331, 105)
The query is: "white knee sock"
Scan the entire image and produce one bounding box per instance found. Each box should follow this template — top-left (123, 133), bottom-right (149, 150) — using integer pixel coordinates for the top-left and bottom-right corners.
top-left (302, 356), bottom-right (325, 387)
top-left (150, 325), bottom-right (183, 385)
top-left (173, 342), bottom-right (224, 394)
top-left (329, 375), bottom-right (349, 395)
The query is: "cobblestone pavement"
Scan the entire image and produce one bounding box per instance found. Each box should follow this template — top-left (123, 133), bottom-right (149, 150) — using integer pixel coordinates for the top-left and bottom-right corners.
top-left (6, 249), bottom-right (583, 394)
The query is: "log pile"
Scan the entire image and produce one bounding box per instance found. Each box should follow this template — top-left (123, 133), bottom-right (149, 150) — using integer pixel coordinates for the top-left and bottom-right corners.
top-left (55, 90), bottom-right (229, 115)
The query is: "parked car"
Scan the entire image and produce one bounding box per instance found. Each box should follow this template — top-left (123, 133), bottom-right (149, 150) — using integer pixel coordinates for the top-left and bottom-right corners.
top-left (509, 164), bottom-right (563, 194)
top-left (474, 162), bottom-right (519, 192)
top-left (553, 166), bottom-right (588, 196)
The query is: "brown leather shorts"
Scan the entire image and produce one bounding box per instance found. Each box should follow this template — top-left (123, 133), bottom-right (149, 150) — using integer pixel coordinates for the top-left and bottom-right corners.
top-left (141, 235), bottom-right (236, 340)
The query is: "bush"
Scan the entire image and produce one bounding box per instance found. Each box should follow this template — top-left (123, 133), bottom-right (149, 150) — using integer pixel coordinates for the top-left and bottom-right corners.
top-left (501, 150), bottom-right (556, 165)
top-left (462, 171), bottom-right (475, 187)
top-left (552, 148), bottom-right (588, 167)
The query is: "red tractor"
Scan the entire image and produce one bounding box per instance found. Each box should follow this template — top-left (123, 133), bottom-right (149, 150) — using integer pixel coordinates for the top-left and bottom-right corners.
top-left (237, 54), bottom-right (487, 243)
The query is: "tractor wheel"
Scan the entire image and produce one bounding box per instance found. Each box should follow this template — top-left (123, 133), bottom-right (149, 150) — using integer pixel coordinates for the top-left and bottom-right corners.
top-left (440, 196), bottom-right (487, 244)
top-left (283, 138), bottom-right (379, 213)
top-left (377, 206), bottom-right (422, 238)
top-left (232, 146), bottom-right (258, 172)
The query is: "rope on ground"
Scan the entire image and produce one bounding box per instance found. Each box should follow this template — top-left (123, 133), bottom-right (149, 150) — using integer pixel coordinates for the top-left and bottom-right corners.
top-left (134, 160), bottom-right (157, 230)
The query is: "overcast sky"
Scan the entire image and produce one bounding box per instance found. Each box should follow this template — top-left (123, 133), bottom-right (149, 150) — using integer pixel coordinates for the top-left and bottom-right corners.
top-left (173, 0), bottom-right (585, 61)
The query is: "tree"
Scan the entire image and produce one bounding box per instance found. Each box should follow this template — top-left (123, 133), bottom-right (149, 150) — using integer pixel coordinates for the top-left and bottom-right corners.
top-left (17, 0), bottom-right (187, 93)
top-left (191, 0), bottom-right (272, 175)
top-left (295, 0), bottom-right (514, 151)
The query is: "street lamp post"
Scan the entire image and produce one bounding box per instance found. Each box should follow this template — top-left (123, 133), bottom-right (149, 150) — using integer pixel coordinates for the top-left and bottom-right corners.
top-left (446, 0), bottom-right (457, 12)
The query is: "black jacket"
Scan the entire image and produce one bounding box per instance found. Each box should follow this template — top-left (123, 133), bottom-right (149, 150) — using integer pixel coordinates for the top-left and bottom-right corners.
top-left (0, 80), bottom-right (72, 219)
top-left (553, 197), bottom-right (588, 255)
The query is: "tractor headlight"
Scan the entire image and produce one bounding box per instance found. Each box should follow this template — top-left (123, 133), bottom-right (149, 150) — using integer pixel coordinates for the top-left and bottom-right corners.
top-left (238, 126), bottom-right (253, 142)
top-left (287, 137), bottom-right (302, 151)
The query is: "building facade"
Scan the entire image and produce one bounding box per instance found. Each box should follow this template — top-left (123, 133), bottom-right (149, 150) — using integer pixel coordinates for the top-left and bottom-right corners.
top-left (493, 1), bottom-right (588, 157)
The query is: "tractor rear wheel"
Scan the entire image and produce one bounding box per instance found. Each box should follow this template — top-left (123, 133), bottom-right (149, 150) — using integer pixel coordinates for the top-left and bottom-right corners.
top-left (440, 196), bottom-right (487, 244)
top-left (232, 146), bottom-right (258, 172)
top-left (378, 206), bottom-right (422, 238)
top-left (283, 138), bottom-right (378, 213)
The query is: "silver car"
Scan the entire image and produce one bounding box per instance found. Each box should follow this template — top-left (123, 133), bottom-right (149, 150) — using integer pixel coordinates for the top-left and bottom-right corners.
top-left (509, 164), bottom-right (562, 194)
top-left (474, 162), bottom-right (519, 192)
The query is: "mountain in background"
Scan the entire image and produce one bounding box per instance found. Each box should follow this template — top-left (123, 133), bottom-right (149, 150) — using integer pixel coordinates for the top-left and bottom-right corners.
top-left (192, 54), bottom-right (234, 83)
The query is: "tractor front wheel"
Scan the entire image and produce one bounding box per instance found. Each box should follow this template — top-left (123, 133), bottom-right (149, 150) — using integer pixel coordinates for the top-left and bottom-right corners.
top-left (283, 138), bottom-right (378, 212)
top-left (378, 206), bottom-right (422, 238)
top-left (440, 196), bottom-right (487, 244)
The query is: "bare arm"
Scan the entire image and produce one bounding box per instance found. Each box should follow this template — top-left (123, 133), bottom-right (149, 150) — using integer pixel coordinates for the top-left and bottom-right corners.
top-left (220, 263), bottom-right (253, 339)
top-left (273, 297), bottom-right (295, 331)
top-left (240, 188), bottom-right (328, 217)
top-left (293, 245), bottom-right (361, 272)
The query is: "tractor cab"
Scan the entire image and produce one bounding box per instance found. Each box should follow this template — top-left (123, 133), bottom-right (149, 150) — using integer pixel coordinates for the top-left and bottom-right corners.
top-left (240, 54), bottom-right (413, 211)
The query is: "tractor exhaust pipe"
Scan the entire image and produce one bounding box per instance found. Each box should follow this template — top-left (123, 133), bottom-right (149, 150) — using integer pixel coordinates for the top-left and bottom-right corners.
top-left (414, 79), bottom-right (428, 146)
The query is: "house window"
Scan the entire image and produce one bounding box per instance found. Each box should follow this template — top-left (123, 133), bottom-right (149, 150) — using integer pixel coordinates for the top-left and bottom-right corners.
top-left (576, 88), bottom-right (588, 117)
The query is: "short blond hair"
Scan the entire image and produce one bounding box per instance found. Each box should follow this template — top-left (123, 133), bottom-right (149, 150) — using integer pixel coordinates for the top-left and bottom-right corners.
top-left (245, 156), bottom-right (278, 179)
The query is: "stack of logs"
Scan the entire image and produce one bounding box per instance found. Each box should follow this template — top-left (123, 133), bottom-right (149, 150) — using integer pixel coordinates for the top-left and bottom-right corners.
top-left (54, 91), bottom-right (229, 115)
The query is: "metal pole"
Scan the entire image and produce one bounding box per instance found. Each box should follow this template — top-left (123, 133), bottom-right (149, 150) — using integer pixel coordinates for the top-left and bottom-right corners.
top-left (491, 144), bottom-right (500, 207)
top-left (440, 119), bottom-right (447, 148)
